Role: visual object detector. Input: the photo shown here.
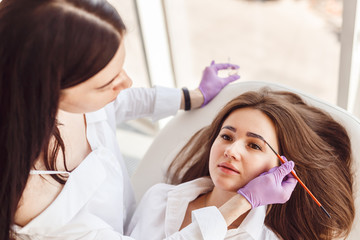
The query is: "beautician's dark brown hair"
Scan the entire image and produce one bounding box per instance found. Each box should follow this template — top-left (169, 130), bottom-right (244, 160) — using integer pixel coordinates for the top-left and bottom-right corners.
top-left (0, 0), bottom-right (125, 239)
top-left (167, 88), bottom-right (354, 239)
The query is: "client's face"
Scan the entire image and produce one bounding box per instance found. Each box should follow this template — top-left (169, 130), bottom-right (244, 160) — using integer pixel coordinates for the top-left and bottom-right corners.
top-left (209, 107), bottom-right (279, 192)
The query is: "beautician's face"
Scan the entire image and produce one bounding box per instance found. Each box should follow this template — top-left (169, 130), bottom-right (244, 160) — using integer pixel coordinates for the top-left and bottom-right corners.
top-left (59, 41), bottom-right (132, 113)
top-left (209, 107), bottom-right (279, 192)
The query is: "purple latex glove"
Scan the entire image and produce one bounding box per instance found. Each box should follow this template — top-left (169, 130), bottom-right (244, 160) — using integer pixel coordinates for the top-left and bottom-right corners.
top-left (237, 160), bottom-right (298, 208)
top-left (199, 60), bottom-right (240, 107)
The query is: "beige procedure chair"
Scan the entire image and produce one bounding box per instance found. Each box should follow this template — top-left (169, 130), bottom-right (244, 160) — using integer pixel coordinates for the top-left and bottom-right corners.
top-left (131, 81), bottom-right (360, 239)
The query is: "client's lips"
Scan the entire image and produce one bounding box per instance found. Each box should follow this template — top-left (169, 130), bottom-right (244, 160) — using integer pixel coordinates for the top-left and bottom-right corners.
top-left (218, 162), bottom-right (240, 174)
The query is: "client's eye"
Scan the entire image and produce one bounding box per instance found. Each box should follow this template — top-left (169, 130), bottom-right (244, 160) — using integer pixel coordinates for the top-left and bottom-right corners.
top-left (220, 134), bottom-right (232, 141)
top-left (249, 143), bottom-right (262, 150)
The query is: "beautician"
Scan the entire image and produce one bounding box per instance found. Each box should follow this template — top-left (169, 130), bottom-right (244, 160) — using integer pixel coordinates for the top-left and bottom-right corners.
top-left (0, 0), bottom-right (240, 239)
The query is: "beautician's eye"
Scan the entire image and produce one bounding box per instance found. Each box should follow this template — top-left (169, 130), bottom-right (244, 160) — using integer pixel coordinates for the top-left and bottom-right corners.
top-left (98, 84), bottom-right (112, 91)
top-left (249, 143), bottom-right (262, 150)
top-left (220, 134), bottom-right (232, 141)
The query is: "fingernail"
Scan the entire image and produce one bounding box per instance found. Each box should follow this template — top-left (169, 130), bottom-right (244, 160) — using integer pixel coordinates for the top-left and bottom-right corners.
top-left (287, 160), bottom-right (294, 168)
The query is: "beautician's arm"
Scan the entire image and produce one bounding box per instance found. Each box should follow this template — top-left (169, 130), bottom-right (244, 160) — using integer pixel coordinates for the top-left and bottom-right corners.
top-left (180, 88), bottom-right (204, 110)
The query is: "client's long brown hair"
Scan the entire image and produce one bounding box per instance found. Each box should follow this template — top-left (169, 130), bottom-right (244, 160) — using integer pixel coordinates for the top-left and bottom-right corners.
top-left (167, 88), bottom-right (355, 240)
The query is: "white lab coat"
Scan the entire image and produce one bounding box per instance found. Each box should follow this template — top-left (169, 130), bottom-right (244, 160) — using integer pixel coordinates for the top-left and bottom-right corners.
top-left (128, 177), bottom-right (280, 240)
top-left (14, 86), bottom-right (215, 240)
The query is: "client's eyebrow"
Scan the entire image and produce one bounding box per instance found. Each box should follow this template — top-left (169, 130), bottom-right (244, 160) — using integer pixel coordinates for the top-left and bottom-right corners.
top-left (221, 126), bottom-right (236, 132)
top-left (246, 131), bottom-right (265, 141)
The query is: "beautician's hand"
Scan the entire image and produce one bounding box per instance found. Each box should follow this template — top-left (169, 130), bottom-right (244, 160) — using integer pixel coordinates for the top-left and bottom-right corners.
top-left (199, 60), bottom-right (240, 107)
top-left (237, 160), bottom-right (297, 208)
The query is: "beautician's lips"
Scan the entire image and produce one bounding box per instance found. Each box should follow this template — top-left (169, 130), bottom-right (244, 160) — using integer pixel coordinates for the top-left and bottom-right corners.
top-left (218, 162), bottom-right (240, 174)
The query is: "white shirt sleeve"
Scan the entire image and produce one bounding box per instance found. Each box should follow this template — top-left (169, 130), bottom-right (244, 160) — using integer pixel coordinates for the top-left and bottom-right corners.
top-left (113, 86), bottom-right (181, 122)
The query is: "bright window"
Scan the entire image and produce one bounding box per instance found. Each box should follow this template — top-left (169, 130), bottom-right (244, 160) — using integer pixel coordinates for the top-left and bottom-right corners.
top-left (164, 0), bottom-right (344, 105)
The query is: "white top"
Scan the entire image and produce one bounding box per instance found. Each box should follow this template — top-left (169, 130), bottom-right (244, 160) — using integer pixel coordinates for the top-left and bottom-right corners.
top-left (14, 86), bottom-right (215, 240)
top-left (128, 177), bottom-right (280, 240)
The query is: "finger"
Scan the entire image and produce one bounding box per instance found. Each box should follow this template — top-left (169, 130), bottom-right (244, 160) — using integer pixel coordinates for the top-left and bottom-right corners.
top-left (284, 176), bottom-right (298, 186)
top-left (212, 63), bottom-right (239, 71)
top-left (284, 160), bottom-right (294, 169)
top-left (259, 165), bottom-right (279, 177)
top-left (228, 64), bottom-right (240, 69)
top-left (284, 170), bottom-right (297, 181)
top-left (210, 60), bottom-right (215, 66)
top-left (282, 173), bottom-right (298, 189)
top-left (280, 156), bottom-right (298, 175)
top-left (223, 74), bottom-right (240, 83)
top-left (226, 63), bottom-right (240, 69)
top-left (275, 161), bottom-right (294, 180)
top-left (266, 166), bottom-right (278, 174)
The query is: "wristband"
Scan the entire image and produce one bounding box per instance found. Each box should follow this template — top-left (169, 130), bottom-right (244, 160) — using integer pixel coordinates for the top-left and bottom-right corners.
top-left (182, 87), bottom-right (191, 111)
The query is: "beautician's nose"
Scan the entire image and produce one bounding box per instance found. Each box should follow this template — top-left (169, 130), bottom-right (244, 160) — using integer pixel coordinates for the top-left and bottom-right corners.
top-left (224, 141), bottom-right (241, 161)
top-left (113, 70), bottom-right (132, 91)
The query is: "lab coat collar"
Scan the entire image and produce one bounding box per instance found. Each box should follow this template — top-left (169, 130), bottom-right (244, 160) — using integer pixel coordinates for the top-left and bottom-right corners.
top-left (85, 107), bottom-right (109, 149)
top-left (16, 148), bottom-right (107, 235)
top-left (237, 205), bottom-right (267, 239)
top-left (165, 177), bottom-right (214, 235)
top-left (85, 107), bottom-right (107, 124)
top-left (165, 177), bottom-right (268, 239)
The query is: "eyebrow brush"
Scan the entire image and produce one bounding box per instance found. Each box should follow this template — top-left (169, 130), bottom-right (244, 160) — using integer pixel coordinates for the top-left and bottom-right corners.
top-left (246, 131), bottom-right (331, 218)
